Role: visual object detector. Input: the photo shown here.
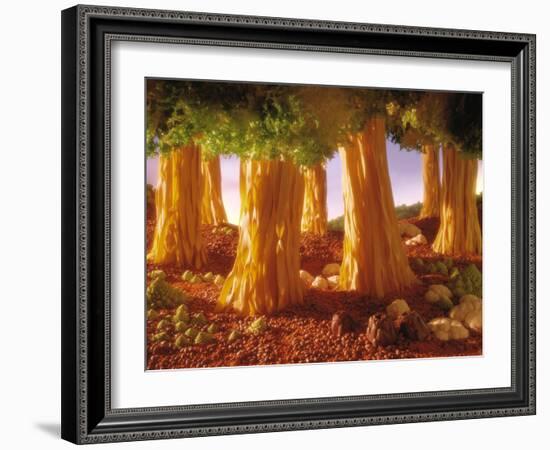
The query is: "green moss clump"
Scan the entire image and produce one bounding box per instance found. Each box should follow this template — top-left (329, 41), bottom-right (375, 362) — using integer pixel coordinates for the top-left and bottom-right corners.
top-left (174, 321), bottom-right (187, 333)
top-left (410, 258), bottom-right (425, 273)
top-left (434, 261), bottom-right (448, 275)
top-left (181, 270), bottom-right (194, 282)
top-left (227, 330), bottom-right (241, 342)
top-left (148, 269), bottom-right (166, 281)
top-left (151, 332), bottom-right (168, 342)
top-left (213, 274), bottom-right (225, 286)
top-left (156, 319), bottom-right (171, 331)
top-left (202, 272), bottom-right (214, 282)
top-left (146, 277), bottom-right (188, 309)
top-left (191, 312), bottom-right (208, 327)
top-left (248, 317), bottom-right (267, 335)
top-left (175, 335), bottom-right (192, 348)
top-left (437, 297), bottom-right (454, 311)
top-left (174, 304), bottom-right (189, 323)
top-left (195, 331), bottom-right (215, 344)
top-left (184, 327), bottom-right (199, 339)
top-left (147, 309), bottom-right (159, 320)
top-left (447, 264), bottom-right (482, 299)
top-left (449, 267), bottom-right (460, 280)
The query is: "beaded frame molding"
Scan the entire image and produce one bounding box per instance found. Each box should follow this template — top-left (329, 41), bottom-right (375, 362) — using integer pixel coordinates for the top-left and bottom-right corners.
top-left (61, 4), bottom-right (536, 444)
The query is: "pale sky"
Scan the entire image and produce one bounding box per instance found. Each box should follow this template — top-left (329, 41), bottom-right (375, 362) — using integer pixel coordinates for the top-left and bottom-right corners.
top-left (146, 141), bottom-right (483, 225)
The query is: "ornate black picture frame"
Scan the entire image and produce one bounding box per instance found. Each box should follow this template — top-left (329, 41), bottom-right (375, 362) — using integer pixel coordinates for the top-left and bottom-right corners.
top-left (61, 4), bottom-right (536, 444)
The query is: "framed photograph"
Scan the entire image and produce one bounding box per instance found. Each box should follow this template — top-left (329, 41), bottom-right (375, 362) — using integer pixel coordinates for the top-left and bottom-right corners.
top-left (61, 4), bottom-right (536, 444)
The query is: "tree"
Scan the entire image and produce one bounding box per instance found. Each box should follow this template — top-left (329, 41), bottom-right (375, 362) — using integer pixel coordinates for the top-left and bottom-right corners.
top-left (301, 162), bottom-right (328, 235)
top-left (219, 158), bottom-right (304, 315)
top-left (200, 155), bottom-right (227, 225)
top-left (432, 93), bottom-right (482, 254)
top-left (148, 145), bottom-right (206, 268)
top-left (330, 90), bottom-right (418, 296)
top-left (146, 80), bottom-right (260, 268)
top-left (389, 92), bottom-right (482, 254)
top-left (214, 84), bottom-right (335, 315)
top-left (432, 145), bottom-right (481, 254)
top-left (145, 80), bottom-right (220, 268)
top-left (388, 93), bottom-right (442, 219)
top-left (419, 144), bottom-right (441, 219)
top-left (338, 115), bottom-right (417, 296)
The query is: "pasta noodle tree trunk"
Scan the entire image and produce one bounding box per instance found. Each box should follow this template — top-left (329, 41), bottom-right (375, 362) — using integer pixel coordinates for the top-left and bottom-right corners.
top-left (201, 155), bottom-right (228, 225)
top-left (432, 146), bottom-right (481, 255)
top-left (419, 144), bottom-right (441, 219)
top-left (218, 159), bottom-right (305, 316)
top-left (147, 146), bottom-right (206, 268)
top-left (301, 163), bottom-right (328, 235)
top-left (338, 116), bottom-right (416, 297)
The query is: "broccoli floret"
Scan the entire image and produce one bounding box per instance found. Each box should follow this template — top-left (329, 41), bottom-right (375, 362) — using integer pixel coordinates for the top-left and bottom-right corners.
top-left (146, 277), bottom-right (188, 309)
top-left (435, 261), bottom-right (448, 275)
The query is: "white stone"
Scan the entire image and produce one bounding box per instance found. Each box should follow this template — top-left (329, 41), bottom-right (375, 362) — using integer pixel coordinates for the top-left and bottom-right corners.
top-left (424, 289), bottom-right (440, 303)
top-left (405, 234), bottom-right (428, 246)
top-left (327, 275), bottom-right (339, 289)
top-left (399, 222), bottom-right (421, 237)
top-left (299, 270), bottom-right (314, 288)
top-left (430, 284), bottom-right (452, 299)
top-left (311, 276), bottom-right (329, 290)
top-left (428, 317), bottom-right (469, 341)
top-left (464, 310), bottom-right (482, 332)
top-left (450, 295), bottom-right (481, 320)
top-left (459, 294), bottom-right (482, 307)
top-left (322, 263), bottom-right (340, 277)
top-left (386, 299), bottom-right (410, 319)
top-left (450, 295), bottom-right (482, 331)
top-left (424, 284), bottom-right (452, 304)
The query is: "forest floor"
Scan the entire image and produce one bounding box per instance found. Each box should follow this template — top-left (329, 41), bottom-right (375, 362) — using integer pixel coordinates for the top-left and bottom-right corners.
top-left (145, 213), bottom-right (482, 370)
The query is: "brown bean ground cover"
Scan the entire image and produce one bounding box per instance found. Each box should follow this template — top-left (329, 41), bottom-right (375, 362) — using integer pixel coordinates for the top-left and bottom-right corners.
top-left (146, 216), bottom-right (482, 370)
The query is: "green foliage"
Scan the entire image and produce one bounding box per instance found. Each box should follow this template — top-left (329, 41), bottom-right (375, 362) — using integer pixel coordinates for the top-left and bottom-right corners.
top-left (395, 202), bottom-right (423, 220)
top-left (410, 257), bottom-right (426, 272)
top-left (446, 93), bottom-right (482, 157)
top-left (146, 80), bottom-right (452, 166)
top-left (327, 215), bottom-right (345, 232)
top-left (410, 257), bottom-right (456, 276)
top-left (389, 91), bottom-right (482, 159)
top-left (434, 261), bottom-right (448, 276)
top-left (447, 264), bottom-right (482, 299)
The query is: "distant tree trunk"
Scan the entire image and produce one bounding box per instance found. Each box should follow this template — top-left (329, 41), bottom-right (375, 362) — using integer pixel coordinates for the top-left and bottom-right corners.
top-left (339, 116), bottom-right (416, 297)
top-left (147, 146), bottom-right (206, 268)
top-left (301, 163), bottom-right (328, 235)
top-left (419, 144), bottom-right (441, 219)
top-left (433, 146), bottom-right (481, 255)
top-left (217, 159), bottom-right (305, 316)
top-left (201, 156), bottom-right (228, 225)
